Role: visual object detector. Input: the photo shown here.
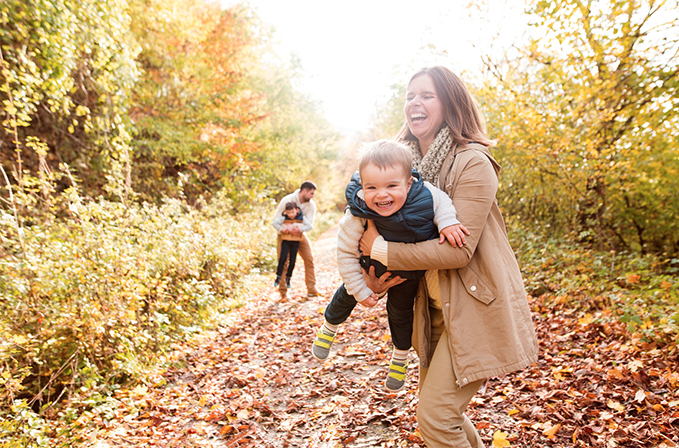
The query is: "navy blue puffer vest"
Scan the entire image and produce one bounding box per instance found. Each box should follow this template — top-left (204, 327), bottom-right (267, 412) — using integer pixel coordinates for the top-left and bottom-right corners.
top-left (345, 169), bottom-right (438, 279)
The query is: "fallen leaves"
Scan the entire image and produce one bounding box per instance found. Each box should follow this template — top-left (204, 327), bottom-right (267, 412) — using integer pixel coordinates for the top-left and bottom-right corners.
top-left (543, 422), bottom-right (561, 439)
top-left (82, 227), bottom-right (679, 448)
top-left (493, 430), bottom-right (511, 447)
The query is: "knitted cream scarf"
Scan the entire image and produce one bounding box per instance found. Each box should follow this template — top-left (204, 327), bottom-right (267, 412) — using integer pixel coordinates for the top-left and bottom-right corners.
top-left (403, 126), bottom-right (454, 185)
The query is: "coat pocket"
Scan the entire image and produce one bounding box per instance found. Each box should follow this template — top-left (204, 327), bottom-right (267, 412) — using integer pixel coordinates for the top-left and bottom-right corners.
top-left (457, 266), bottom-right (497, 305)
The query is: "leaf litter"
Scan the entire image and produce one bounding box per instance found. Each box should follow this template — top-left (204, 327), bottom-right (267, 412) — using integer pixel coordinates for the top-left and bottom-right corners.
top-left (89, 225), bottom-right (679, 447)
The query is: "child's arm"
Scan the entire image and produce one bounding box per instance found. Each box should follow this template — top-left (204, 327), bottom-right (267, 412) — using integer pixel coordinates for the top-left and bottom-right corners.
top-left (336, 209), bottom-right (379, 303)
top-left (426, 182), bottom-right (470, 247)
top-left (272, 215), bottom-right (286, 232)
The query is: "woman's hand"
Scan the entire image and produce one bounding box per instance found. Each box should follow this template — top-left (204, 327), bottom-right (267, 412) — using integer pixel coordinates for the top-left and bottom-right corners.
top-left (359, 219), bottom-right (380, 255)
top-left (362, 265), bottom-right (406, 294)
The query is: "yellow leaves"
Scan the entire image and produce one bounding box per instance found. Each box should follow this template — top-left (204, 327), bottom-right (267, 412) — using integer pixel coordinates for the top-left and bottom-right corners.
top-left (551, 365), bottom-right (573, 381)
top-left (11, 334), bottom-right (29, 346)
top-left (628, 360), bottom-right (643, 373)
top-left (607, 399), bottom-right (625, 413)
top-left (342, 345), bottom-right (367, 357)
top-left (508, 409), bottom-right (520, 416)
top-left (652, 403), bottom-right (665, 413)
top-left (542, 423), bottom-right (561, 439)
top-left (667, 371), bottom-right (679, 388)
top-left (75, 104), bottom-right (89, 116)
top-left (132, 384), bottom-right (149, 397)
top-left (578, 313), bottom-right (594, 325)
top-left (493, 431), bottom-right (511, 447)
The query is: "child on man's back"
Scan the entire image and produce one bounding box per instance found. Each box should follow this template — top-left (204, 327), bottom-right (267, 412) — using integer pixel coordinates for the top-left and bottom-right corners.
top-left (273, 202), bottom-right (310, 288)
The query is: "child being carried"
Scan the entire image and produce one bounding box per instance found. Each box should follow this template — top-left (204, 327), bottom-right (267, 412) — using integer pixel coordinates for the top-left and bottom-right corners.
top-left (311, 139), bottom-right (469, 391)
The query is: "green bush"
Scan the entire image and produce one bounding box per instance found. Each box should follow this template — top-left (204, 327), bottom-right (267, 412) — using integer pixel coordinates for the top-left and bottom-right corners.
top-left (509, 221), bottom-right (679, 343)
top-left (0, 190), bottom-right (276, 444)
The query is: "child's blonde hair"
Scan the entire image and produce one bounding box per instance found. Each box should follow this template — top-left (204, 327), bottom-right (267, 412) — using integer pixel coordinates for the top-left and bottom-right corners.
top-left (358, 140), bottom-right (413, 180)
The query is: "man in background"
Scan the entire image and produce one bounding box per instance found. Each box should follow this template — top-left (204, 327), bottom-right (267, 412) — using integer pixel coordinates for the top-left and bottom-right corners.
top-left (272, 181), bottom-right (319, 298)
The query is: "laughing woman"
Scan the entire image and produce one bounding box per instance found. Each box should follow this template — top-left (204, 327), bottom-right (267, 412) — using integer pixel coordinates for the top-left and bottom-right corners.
top-left (360, 66), bottom-right (538, 447)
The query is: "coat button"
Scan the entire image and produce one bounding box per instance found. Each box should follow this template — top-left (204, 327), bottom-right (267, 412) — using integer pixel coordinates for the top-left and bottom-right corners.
top-left (445, 303), bottom-right (449, 307)
top-left (470, 285), bottom-right (477, 292)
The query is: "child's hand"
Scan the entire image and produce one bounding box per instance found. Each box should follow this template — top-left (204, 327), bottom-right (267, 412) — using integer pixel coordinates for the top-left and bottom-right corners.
top-left (357, 293), bottom-right (381, 308)
top-left (439, 223), bottom-right (470, 247)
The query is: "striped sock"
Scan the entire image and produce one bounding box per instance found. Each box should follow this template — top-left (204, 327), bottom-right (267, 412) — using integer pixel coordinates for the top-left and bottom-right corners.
top-left (392, 347), bottom-right (409, 363)
top-left (322, 321), bottom-right (339, 335)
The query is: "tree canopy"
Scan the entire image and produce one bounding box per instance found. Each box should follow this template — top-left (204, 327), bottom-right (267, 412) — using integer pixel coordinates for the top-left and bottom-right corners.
top-left (477, 0), bottom-right (679, 254)
top-left (1, 0), bottom-right (338, 207)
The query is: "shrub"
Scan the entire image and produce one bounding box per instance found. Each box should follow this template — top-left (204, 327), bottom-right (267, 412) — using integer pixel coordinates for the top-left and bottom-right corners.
top-left (0, 191), bottom-right (275, 443)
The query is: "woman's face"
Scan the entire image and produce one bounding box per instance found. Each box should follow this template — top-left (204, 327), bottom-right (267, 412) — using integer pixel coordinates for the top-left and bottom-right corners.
top-left (405, 74), bottom-right (445, 151)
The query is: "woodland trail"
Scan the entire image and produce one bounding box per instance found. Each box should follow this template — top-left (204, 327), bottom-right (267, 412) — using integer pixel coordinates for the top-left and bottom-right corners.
top-left (88, 225), bottom-right (678, 448)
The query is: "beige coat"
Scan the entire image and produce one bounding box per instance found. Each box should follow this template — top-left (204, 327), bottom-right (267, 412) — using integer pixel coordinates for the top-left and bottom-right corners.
top-left (385, 143), bottom-right (538, 386)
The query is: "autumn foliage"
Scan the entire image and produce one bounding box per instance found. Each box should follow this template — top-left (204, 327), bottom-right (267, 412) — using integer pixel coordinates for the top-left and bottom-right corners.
top-left (477, 0), bottom-right (679, 254)
top-left (0, 0), bottom-right (337, 444)
top-left (1, 0), bottom-right (678, 446)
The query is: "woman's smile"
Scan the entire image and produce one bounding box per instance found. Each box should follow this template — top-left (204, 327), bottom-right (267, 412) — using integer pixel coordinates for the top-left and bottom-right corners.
top-left (405, 74), bottom-right (445, 153)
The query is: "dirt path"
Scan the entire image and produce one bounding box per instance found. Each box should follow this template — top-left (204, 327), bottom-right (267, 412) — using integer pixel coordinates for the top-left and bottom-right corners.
top-left (88, 225), bottom-right (678, 447)
top-left (89, 225), bottom-right (427, 447)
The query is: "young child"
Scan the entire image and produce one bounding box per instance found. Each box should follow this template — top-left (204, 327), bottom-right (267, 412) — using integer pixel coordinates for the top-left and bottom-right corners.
top-left (272, 202), bottom-right (311, 288)
top-left (311, 140), bottom-right (469, 391)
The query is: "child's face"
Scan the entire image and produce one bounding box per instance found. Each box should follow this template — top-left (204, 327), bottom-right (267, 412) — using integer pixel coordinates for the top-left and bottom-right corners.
top-left (284, 208), bottom-right (299, 219)
top-left (360, 163), bottom-right (413, 217)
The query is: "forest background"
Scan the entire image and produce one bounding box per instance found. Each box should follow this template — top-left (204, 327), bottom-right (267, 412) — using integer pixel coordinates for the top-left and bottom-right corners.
top-left (1, 0), bottom-right (678, 446)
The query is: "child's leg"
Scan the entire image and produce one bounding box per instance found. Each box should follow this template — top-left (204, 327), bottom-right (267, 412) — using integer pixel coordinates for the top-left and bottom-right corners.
top-left (276, 241), bottom-right (292, 277)
top-left (385, 279), bottom-right (420, 351)
top-left (311, 283), bottom-right (358, 360)
top-left (323, 283), bottom-right (359, 325)
top-left (383, 278), bottom-right (420, 391)
top-left (285, 241), bottom-right (300, 279)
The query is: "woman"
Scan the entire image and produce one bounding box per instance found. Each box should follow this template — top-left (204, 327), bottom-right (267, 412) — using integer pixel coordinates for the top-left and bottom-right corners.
top-left (360, 66), bottom-right (538, 447)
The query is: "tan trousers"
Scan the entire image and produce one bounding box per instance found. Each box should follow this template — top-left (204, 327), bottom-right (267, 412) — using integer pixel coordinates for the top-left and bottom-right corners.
top-left (276, 233), bottom-right (317, 296)
top-left (416, 307), bottom-right (485, 448)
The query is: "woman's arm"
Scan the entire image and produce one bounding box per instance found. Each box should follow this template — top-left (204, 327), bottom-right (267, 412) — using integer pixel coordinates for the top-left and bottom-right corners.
top-left (368, 151), bottom-right (499, 272)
